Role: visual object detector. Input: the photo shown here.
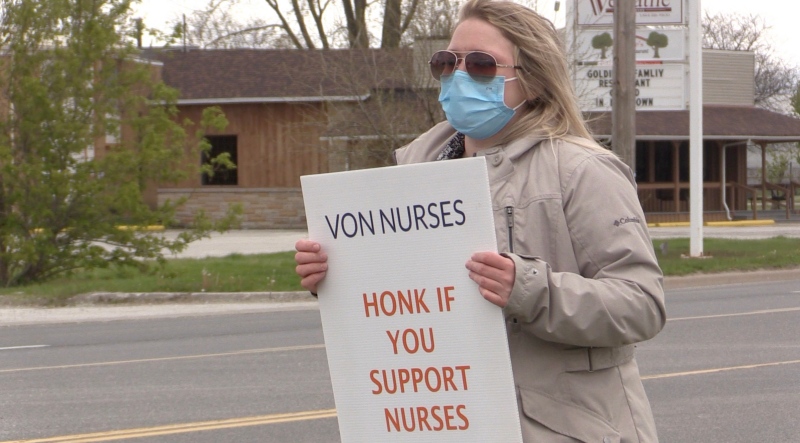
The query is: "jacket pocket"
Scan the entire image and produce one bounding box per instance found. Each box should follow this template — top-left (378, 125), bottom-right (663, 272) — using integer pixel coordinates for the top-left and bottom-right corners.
top-left (519, 387), bottom-right (620, 443)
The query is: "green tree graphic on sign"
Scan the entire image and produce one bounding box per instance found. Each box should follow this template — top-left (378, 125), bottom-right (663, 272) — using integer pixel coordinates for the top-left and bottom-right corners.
top-left (647, 32), bottom-right (669, 58)
top-left (592, 32), bottom-right (613, 59)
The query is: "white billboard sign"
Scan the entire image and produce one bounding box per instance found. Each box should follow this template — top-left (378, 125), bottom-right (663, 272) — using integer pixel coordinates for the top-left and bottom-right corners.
top-left (301, 158), bottom-right (522, 443)
top-left (576, 63), bottom-right (686, 111)
top-left (576, 28), bottom-right (685, 62)
top-left (577, 0), bottom-right (684, 26)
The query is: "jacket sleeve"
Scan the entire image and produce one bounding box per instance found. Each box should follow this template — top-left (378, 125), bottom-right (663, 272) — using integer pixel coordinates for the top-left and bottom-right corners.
top-left (503, 153), bottom-right (666, 348)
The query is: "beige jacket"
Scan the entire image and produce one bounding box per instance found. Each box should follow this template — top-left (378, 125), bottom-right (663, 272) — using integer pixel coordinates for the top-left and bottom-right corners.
top-left (395, 122), bottom-right (666, 443)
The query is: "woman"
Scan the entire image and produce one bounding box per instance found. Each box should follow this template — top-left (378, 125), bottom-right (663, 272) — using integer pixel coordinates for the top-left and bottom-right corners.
top-left (296, 0), bottom-right (666, 441)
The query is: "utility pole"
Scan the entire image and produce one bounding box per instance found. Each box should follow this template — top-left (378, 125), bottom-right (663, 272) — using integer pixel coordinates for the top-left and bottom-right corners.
top-left (612, 0), bottom-right (636, 170)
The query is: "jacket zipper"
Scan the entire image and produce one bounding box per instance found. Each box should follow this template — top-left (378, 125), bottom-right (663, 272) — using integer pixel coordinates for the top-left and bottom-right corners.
top-left (505, 206), bottom-right (514, 254)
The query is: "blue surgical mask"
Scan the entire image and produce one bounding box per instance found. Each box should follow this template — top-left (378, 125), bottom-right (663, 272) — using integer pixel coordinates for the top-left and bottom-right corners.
top-left (438, 70), bottom-right (524, 140)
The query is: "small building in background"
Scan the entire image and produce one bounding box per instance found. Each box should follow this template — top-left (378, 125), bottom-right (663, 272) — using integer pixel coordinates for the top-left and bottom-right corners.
top-left (145, 47), bottom-right (799, 228)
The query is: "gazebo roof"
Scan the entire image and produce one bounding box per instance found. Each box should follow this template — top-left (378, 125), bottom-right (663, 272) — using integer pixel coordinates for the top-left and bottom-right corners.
top-left (586, 105), bottom-right (800, 142)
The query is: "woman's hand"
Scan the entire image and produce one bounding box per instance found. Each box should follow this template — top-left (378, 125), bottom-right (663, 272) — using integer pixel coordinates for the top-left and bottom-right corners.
top-left (294, 239), bottom-right (328, 294)
top-left (466, 252), bottom-right (515, 307)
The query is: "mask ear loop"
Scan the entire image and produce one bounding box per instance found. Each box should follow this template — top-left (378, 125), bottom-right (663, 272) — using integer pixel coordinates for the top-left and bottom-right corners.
top-left (502, 77), bottom-right (528, 111)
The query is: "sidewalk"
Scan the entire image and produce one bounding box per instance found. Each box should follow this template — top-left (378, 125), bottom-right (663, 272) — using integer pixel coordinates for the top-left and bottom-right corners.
top-left (161, 229), bottom-right (307, 258)
top-left (162, 222), bottom-right (800, 259)
top-left (648, 222), bottom-right (800, 240)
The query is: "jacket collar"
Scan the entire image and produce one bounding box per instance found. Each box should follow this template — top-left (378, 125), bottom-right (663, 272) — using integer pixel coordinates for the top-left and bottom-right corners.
top-left (394, 120), bottom-right (549, 165)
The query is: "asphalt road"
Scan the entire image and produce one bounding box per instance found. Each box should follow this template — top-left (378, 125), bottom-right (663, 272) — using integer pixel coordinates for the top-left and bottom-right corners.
top-left (637, 279), bottom-right (800, 443)
top-left (0, 305), bottom-right (337, 443)
top-left (1, 279), bottom-right (799, 442)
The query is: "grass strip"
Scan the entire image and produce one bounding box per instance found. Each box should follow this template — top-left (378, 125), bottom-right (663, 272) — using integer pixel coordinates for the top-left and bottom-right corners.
top-left (1, 238), bottom-right (798, 305)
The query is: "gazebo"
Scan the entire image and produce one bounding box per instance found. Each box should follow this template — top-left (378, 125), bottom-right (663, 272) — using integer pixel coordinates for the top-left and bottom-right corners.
top-left (587, 105), bottom-right (800, 222)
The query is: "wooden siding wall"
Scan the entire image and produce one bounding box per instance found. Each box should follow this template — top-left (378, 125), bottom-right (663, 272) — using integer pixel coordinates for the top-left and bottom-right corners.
top-left (703, 50), bottom-right (755, 106)
top-left (163, 102), bottom-right (329, 189)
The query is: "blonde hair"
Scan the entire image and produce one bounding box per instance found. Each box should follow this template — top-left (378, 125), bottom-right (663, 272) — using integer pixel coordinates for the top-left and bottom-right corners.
top-left (457, 0), bottom-right (602, 149)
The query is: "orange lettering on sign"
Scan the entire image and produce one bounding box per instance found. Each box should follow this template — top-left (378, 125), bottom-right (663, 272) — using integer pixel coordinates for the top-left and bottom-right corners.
top-left (384, 405), bottom-right (469, 432)
top-left (436, 286), bottom-right (456, 312)
top-left (363, 288), bottom-right (430, 317)
top-left (369, 365), bottom-right (471, 395)
top-left (386, 328), bottom-right (435, 354)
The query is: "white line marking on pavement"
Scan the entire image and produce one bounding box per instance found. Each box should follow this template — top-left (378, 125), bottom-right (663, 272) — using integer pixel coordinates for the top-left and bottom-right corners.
top-left (643, 359), bottom-right (800, 380)
top-left (0, 344), bottom-right (50, 351)
top-left (669, 306), bottom-right (800, 321)
top-left (0, 344), bottom-right (324, 373)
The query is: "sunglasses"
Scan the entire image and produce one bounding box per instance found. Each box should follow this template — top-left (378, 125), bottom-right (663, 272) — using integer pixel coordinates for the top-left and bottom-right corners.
top-left (429, 50), bottom-right (521, 82)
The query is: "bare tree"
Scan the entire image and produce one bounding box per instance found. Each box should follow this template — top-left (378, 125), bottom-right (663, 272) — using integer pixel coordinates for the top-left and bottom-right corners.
top-left (263, 0), bottom-right (335, 48)
top-left (703, 11), bottom-right (799, 111)
top-left (317, 1), bottom-right (468, 167)
top-left (406, 0), bottom-right (459, 41)
top-left (263, 0), bottom-right (420, 49)
top-left (324, 57), bottom-right (442, 169)
top-left (170, 0), bottom-right (284, 49)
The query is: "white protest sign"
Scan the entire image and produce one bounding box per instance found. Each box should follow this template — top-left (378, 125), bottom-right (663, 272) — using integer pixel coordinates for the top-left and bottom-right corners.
top-left (301, 158), bottom-right (522, 443)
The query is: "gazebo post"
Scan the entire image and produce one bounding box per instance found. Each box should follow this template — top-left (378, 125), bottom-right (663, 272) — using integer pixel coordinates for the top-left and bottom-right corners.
top-left (718, 141), bottom-right (727, 217)
top-left (760, 141), bottom-right (768, 210)
top-left (672, 141), bottom-right (681, 212)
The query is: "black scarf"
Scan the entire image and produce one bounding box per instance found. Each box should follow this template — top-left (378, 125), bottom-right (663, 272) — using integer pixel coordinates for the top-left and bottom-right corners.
top-left (435, 132), bottom-right (466, 160)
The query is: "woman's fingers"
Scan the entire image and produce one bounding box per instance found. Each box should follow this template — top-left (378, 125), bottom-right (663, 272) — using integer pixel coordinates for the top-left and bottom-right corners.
top-left (294, 240), bottom-right (327, 267)
top-left (294, 239), bottom-right (328, 293)
top-left (295, 250), bottom-right (327, 265)
top-left (300, 270), bottom-right (327, 293)
top-left (466, 252), bottom-right (515, 307)
top-left (295, 239), bottom-right (321, 253)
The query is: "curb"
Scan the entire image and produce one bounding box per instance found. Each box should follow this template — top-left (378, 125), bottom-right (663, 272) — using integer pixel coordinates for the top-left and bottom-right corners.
top-left (704, 220), bottom-right (776, 227)
top-left (67, 291), bottom-right (316, 305)
top-left (648, 219), bottom-right (776, 228)
top-left (58, 267), bottom-right (800, 304)
top-left (663, 267), bottom-right (800, 289)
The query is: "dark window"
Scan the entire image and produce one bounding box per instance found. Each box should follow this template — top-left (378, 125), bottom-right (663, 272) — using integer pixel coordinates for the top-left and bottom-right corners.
top-left (634, 141), bottom-right (689, 183)
top-left (201, 135), bottom-right (238, 186)
top-left (635, 141), bottom-right (648, 180)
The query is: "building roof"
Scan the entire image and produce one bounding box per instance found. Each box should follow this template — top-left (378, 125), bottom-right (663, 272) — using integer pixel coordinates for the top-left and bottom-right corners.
top-left (586, 105), bottom-right (800, 142)
top-left (149, 48), bottom-right (800, 143)
top-left (148, 48), bottom-right (414, 105)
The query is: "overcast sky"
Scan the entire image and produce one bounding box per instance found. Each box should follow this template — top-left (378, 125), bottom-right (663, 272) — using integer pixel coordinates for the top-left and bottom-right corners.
top-left (132, 0), bottom-right (800, 66)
